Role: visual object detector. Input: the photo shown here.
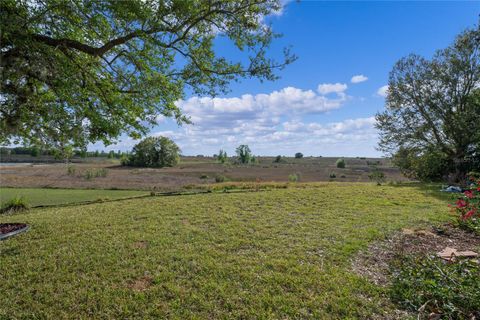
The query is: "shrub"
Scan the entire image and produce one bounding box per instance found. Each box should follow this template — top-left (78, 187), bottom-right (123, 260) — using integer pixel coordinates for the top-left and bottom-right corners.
top-left (0, 196), bottom-right (29, 214)
top-left (215, 174), bottom-right (229, 183)
top-left (450, 178), bottom-right (480, 235)
top-left (200, 174), bottom-right (209, 179)
top-left (126, 136), bottom-right (180, 168)
top-left (390, 255), bottom-right (480, 318)
top-left (329, 172), bottom-right (336, 179)
top-left (336, 158), bottom-right (345, 168)
top-left (217, 149), bottom-right (228, 163)
top-left (288, 173), bottom-right (299, 182)
top-left (294, 152), bottom-right (303, 159)
top-left (67, 165), bottom-right (76, 176)
top-left (368, 169), bottom-right (386, 185)
top-left (96, 168), bottom-right (108, 177)
top-left (274, 155), bottom-right (283, 163)
top-left (236, 145), bottom-right (253, 164)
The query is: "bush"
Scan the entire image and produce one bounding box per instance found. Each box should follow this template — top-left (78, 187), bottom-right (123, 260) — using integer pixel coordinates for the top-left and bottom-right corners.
top-left (450, 177), bottom-right (480, 235)
top-left (217, 149), bottom-right (228, 163)
top-left (200, 174), bottom-right (209, 179)
top-left (0, 196), bottom-right (29, 214)
top-left (368, 169), bottom-right (386, 185)
top-left (236, 145), bottom-right (252, 164)
top-left (273, 155), bottom-right (283, 163)
top-left (329, 172), bottom-right (336, 179)
top-left (294, 152), bottom-right (303, 159)
top-left (288, 173), bottom-right (299, 182)
top-left (215, 174), bottom-right (229, 183)
top-left (67, 165), bottom-right (76, 176)
top-left (126, 136), bottom-right (180, 168)
top-left (390, 255), bottom-right (480, 319)
top-left (336, 158), bottom-right (345, 168)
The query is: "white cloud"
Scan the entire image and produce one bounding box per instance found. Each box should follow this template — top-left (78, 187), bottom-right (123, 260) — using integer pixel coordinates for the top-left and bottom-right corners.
top-left (350, 75), bottom-right (368, 84)
top-left (94, 83), bottom-right (382, 157)
top-left (377, 85), bottom-right (389, 97)
top-left (317, 83), bottom-right (348, 95)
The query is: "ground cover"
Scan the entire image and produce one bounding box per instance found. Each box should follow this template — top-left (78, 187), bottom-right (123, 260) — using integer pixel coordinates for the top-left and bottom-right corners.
top-left (0, 183), bottom-right (449, 319)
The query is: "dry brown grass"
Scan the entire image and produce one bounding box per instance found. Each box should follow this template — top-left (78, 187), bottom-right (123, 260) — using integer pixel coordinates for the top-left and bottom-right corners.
top-left (0, 156), bottom-right (408, 190)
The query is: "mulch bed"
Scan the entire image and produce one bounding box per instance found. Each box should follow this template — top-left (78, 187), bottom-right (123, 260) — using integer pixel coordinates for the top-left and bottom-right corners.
top-left (352, 223), bottom-right (480, 286)
top-left (0, 223), bottom-right (28, 236)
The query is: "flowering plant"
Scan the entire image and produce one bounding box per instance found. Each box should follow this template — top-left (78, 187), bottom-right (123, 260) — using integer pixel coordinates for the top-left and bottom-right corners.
top-left (450, 175), bottom-right (480, 234)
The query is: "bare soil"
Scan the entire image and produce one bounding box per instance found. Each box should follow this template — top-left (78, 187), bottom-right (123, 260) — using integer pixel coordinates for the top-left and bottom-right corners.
top-left (0, 156), bottom-right (408, 190)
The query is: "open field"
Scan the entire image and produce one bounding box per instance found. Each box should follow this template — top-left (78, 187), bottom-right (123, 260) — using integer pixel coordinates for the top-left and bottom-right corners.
top-left (0, 183), bottom-right (450, 319)
top-left (0, 156), bottom-right (408, 191)
top-left (0, 188), bottom-right (147, 207)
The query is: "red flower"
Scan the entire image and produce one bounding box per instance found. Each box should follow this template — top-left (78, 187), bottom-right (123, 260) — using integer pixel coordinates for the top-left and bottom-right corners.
top-left (456, 199), bottom-right (468, 208)
top-left (464, 190), bottom-right (474, 199)
top-left (463, 209), bottom-right (476, 220)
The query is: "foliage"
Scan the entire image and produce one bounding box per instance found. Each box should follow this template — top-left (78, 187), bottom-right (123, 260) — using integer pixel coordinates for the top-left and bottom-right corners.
top-left (376, 25), bottom-right (480, 182)
top-left (30, 146), bottom-right (39, 157)
top-left (329, 172), bottom-right (337, 179)
top-left (216, 149), bottom-right (228, 164)
top-left (368, 169), bottom-right (386, 185)
top-left (390, 255), bottom-right (480, 319)
top-left (0, 196), bottom-right (29, 214)
top-left (336, 158), bottom-right (346, 168)
top-left (449, 177), bottom-right (480, 235)
top-left (392, 147), bottom-right (451, 182)
top-left (273, 155), bottom-right (284, 163)
top-left (288, 173), bottom-right (299, 182)
top-left (295, 152), bottom-right (303, 159)
top-left (84, 168), bottom-right (108, 180)
top-left (67, 165), bottom-right (76, 176)
top-left (126, 136), bottom-right (180, 168)
top-left (1, 0), bottom-right (295, 149)
top-left (214, 174), bottom-right (229, 183)
top-left (236, 144), bottom-right (253, 164)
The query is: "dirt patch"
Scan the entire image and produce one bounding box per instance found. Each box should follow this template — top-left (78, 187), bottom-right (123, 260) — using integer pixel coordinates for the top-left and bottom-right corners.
top-left (132, 241), bottom-right (149, 249)
top-left (352, 224), bottom-right (480, 286)
top-left (128, 274), bottom-right (153, 292)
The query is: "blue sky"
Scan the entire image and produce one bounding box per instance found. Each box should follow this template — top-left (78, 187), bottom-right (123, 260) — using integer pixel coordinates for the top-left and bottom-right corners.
top-left (96, 1), bottom-right (479, 157)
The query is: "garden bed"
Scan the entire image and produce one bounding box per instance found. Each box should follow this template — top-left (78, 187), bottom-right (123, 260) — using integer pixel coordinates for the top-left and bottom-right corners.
top-left (0, 223), bottom-right (29, 240)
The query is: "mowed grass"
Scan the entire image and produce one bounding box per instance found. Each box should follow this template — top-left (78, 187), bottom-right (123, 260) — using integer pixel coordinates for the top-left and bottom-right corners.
top-left (0, 183), bottom-right (450, 319)
top-left (0, 188), bottom-right (147, 207)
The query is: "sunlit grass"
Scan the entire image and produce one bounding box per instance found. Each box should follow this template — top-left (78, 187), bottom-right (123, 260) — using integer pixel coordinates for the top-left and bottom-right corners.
top-left (0, 183), bottom-right (449, 318)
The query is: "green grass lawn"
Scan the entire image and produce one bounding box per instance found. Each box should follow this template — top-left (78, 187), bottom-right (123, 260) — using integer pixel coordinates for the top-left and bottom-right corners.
top-left (0, 188), bottom-right (147, 207)
top-left (0, 183), bottom-right (450, 318)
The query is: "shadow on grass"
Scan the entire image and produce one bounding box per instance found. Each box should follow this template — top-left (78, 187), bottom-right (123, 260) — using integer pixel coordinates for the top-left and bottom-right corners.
top-left (387, 181), bottom-right (459, 204)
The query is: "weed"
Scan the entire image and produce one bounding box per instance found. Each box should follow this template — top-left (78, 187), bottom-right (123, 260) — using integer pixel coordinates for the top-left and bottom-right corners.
top-left (0, 196), bottom-right (29, 214)
top-left (67, 165), bottom-right (76, 176)
top-left (288, 173), bottom-right (299, 182)
top-left (390, 255), bottom-right (480, 318)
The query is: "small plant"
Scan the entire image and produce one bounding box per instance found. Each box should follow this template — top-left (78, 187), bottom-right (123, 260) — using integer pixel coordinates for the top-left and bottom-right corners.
top-left (450, 177), bottom-right (480, 235)
top-left (216, 149), bottom-right (228, 164)
top-left (368, 169), bottom-right (386, 185)
top-left (84, 169), bottom-right (94, 180)
top-left (288, 173), bottom-right (299, 182)
top-left (274, 155), bottom-right (283, 163)
top-left (336, 158), bottom-right (345, 168)
top-left (200, 174), bottom-right (209, 179)
top-left (96, 168), bottom-right (108, 177)
top-left (67, 165), bottom-right (76, 176)
top-left (329, 172), bottom-right (336, 179)
top-left (0, 196), bottom-right (29, 214)
top-left (215, 174), bottom-right (229, 183)
top-left (390, 255), bottom-right (480, 319)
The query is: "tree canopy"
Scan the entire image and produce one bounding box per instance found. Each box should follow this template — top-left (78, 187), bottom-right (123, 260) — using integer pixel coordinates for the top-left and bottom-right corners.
top-left (1, 0), bottom-right (295, 149)
top-left (126, 136), bottom-right (180, 168)
top-left (376, 25), bottom-right (480, 182)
